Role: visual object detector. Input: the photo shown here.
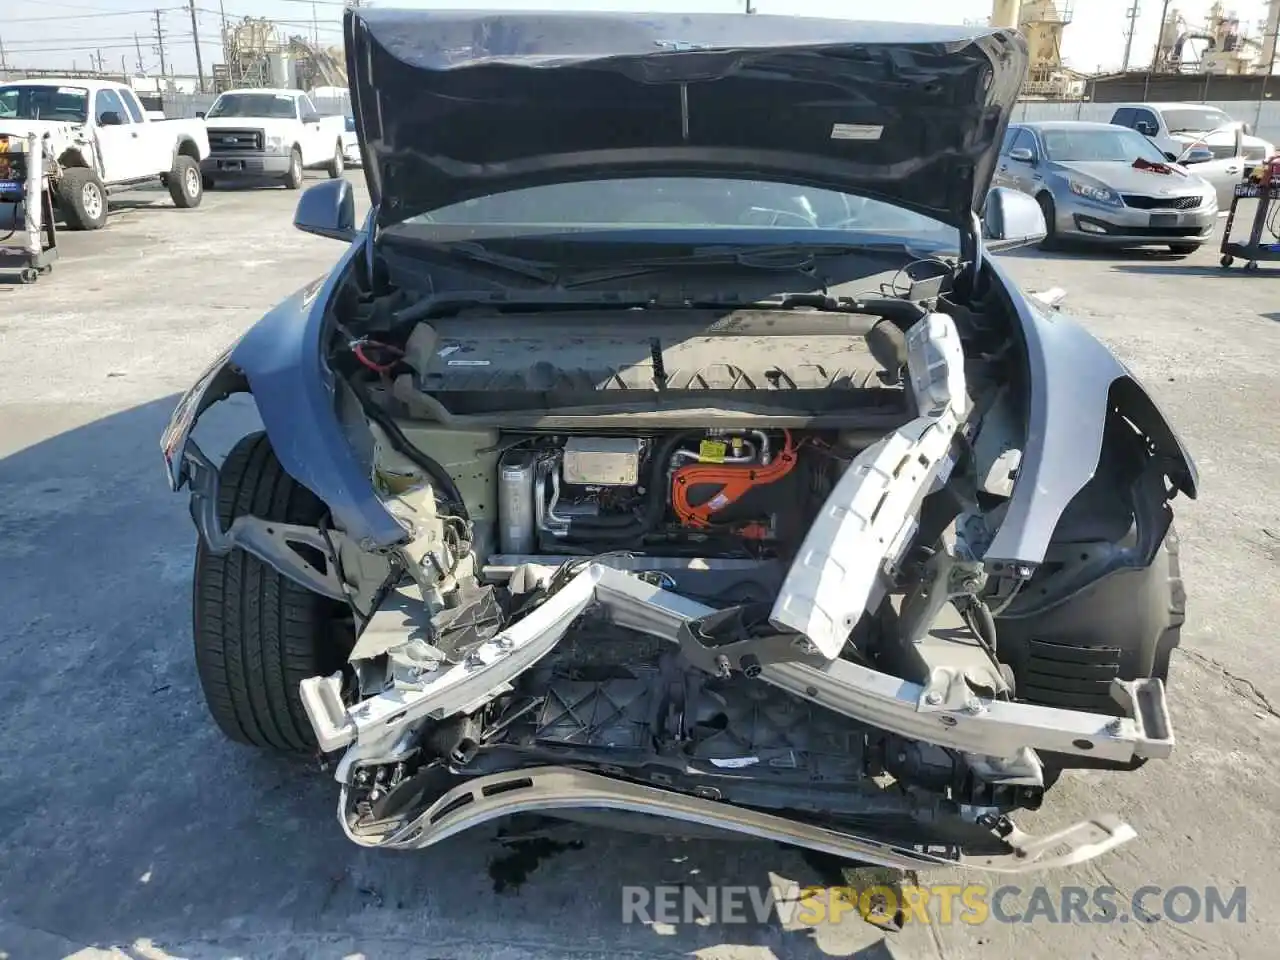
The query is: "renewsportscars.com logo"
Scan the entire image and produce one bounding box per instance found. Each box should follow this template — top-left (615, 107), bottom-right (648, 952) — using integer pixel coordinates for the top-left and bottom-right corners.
top-left (621, 883), bottom-right (1248, 927)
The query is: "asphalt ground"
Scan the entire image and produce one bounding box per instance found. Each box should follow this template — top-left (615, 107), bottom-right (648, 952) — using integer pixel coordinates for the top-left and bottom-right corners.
top-left (0, 172), bottom-right (1276, 959)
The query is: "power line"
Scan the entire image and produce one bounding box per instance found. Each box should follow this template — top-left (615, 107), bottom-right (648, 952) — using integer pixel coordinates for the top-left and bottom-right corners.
top-left (0, 40), bottom-right (168, 55)
top-left (6, 8), bottom-right (182, 23)
top-left (4, 35), bottom-right (152, 45)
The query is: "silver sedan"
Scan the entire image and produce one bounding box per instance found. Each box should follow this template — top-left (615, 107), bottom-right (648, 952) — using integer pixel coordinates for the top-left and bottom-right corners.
top-left (993, 121), bottom-right (1219, 254)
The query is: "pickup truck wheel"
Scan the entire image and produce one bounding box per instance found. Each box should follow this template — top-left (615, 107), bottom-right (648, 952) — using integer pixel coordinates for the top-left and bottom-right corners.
top-left (192, 432), bottom-right (354, 753)
top-left (327, 140), bottom-right (344, 179)
top-left (57, 168), bottom-right (108, 230)
top-left (284, 148), bottom-right (304, 190)
top-left (168, 155), bottom-right (204, 208)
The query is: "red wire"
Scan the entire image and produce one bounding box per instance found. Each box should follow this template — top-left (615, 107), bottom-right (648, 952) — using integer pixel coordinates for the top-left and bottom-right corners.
top-left (353, 340), bottom-right (404, 374)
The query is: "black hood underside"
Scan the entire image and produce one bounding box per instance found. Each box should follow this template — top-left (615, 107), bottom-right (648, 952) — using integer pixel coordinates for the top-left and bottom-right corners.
top-left (344, 9), bottom-right (1028, 230)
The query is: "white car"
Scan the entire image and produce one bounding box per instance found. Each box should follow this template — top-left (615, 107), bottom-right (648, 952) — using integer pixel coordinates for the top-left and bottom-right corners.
top-left (0, 78), bottom-right (209, 230)
top-left (199, 88), bottom-right (347, 190)
top-left (341, 116), bottom-right (361, 167)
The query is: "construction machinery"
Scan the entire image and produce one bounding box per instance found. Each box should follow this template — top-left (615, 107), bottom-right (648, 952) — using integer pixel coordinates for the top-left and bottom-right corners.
top-left (1154, 1), bottom-right (1280, 75)
top-left (213, 16), bottom-right (347, 93)
top-left (989, 0), bottom-right (1083, 98)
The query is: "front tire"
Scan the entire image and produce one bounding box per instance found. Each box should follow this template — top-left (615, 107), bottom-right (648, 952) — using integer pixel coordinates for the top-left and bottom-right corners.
top-left (168, 155), bottom-right (204, 208)
top-left (327, 140), bottom-right (344, 179)
top-left (1036, 193), bottom-right (1059, 250)
top-left (192, 433), bottom-right (352, 753)
top-left (56, 168), bottom-right (108, 230)
top-left (283, 147), bottom-right (304, 190)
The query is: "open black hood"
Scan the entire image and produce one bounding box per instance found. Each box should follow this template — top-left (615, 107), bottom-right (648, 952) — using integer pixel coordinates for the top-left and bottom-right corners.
top-left (345, 9), bottom-right (1028, 231)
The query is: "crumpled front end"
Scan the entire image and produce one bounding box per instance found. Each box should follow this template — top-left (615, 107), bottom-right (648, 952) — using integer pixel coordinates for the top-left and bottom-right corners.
top-left (295, 307), bottom-right (1173, 874)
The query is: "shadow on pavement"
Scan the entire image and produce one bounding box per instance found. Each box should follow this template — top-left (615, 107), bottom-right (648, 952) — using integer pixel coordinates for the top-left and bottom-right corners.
top-left (0, 395), bottom-right (900, 959)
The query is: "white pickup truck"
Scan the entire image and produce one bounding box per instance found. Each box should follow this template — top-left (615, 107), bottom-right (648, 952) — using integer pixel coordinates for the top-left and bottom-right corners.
top-left (199, 88), bottom-right (346, 190)
top-left (0, 78), bottom-right (209, 230)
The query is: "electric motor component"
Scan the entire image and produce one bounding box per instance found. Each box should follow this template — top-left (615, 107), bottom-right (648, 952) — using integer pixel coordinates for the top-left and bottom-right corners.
top-left (497, 449), bottom-right (538, 554)
top-left (671, 430), bottom-right (799, 539)
top-left (562, 436), bottom-right (644, 486)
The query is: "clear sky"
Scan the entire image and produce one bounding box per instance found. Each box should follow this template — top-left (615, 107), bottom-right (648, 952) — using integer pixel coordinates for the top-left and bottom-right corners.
top-left (3, 0), bottom-right (1273, 77)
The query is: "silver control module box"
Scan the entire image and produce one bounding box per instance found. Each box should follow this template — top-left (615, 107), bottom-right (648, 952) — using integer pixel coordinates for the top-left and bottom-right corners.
top-left (562, 437), bottom-right (644, 486)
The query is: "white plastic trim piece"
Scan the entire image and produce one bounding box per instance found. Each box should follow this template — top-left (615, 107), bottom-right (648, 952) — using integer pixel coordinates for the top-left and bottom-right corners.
top-left (304, 564), bottom-right (709, 781)
top-left (761, 659), bottom-right (1173, 763)
top-left (769, 312), bottom-right (967, 659)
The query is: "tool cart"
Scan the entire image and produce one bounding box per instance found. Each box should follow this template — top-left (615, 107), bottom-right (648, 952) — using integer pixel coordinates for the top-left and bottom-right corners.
top-left (0, 132), bottom-right (58, 284)
top-left (1220, 154), bottom-right (1280, 272)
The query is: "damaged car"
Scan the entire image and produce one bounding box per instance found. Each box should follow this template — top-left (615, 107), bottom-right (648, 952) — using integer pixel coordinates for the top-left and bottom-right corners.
top-left (162, 9), bottom-right (1195, 873)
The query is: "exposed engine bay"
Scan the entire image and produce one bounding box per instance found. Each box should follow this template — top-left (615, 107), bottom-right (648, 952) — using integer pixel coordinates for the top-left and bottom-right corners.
top-left (257, 282), bottom-right (1179, 875)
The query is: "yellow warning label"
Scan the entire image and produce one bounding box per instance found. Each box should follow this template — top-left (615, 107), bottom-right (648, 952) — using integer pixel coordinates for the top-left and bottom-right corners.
top-left (698, 439), bottom-right (728, 463)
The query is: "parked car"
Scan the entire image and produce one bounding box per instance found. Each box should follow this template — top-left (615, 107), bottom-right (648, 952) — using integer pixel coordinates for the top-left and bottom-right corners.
top-left (198, 88), bottom-right (346, 190)
top-left (341, 115), bottom-right (361, 167)
top-left (0, 78), bottom-right (208, 229)
top-left (1108, 102), bottom-right (1274, 163)
top-left (994, 120), bottom-right (1219, 253)
top-left (163, 10), bottom-right (1193, 874)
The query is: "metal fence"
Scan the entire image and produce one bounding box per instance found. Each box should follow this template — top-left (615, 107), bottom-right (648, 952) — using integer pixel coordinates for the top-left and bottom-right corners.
top-left (159, 89), bottom-right (1280, 146)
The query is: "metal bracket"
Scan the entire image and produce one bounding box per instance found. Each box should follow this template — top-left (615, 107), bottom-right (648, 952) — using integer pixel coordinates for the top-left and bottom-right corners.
top-left (185, 440), bottom-right (348, 601)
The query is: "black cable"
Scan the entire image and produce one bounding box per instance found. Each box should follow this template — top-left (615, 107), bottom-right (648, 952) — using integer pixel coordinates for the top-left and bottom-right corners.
top-left (346, 377), bottom-right (471, 524)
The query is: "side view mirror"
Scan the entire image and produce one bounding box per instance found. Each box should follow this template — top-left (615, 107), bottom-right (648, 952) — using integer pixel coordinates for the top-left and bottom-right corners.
top-left (982, 186), bottom-right (1047, 251)
top-left (1135, 121), bottom-right (1157, 136)
top-left (1009, 147), bottom-right (1036, 163)
top-left (294, 178), bottom-right (357, 242)
top-left (98, 111), bottom-right (123, 126)
top-left (1182, 146), bottom-right (1214, 165)
top-left (1163, 150), bottom-right (1179, 162)
top-left (196, 111), bottom-right (206, 119)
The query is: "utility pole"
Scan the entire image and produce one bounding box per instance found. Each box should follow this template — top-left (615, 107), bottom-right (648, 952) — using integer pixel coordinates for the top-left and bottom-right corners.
top-left (188, 0), bottom-right (205, 92)
top-left (219, 0), bottom-right (228, 59)
top-left (122, 55), bottom-right (128, 76)
top-left (154, 10), bottom-right (169, 77)
top-left (135, 33), bottom-right (145, 72)
top-left (313, 2), bottom-right (320, 45)
top-left (95, 49), bottom-right (104, 73)
top-left (0, 35), bottom-right (8, 74)
top-left (1144, 0), bottom-right (1171, 99)
top-left (1150, 0), bottom-right (1172, 71)
top-left (1122, 4), bottom-right (1141, 72)
top-left (745, 0), bottom-right (755, 11)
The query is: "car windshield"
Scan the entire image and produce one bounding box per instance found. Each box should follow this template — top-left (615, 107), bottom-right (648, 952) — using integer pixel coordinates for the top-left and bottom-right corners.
top-left (1162, 108), bottom-right (1231, 133)
top-left (385, 176), bottom-right (959, 247)
top-left (1042, 127), bottom-right (1168, 163)
top-left (0, 84), bottom-right (89, 123)
top-left (207, 93), bottom-right (297, 119)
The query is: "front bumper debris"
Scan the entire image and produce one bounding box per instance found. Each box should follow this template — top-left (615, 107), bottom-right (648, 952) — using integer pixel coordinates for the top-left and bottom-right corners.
top-left (338, 765), bottom-right (1138, 873)
top-left (300, 560), bottom-right (1173, 871)
top-left (294, 310), bottom-right (1173, 872)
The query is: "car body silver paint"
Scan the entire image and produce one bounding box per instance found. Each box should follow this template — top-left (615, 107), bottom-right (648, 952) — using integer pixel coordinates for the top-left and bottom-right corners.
top-left (981, 253), bottom-right (1193, 567)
